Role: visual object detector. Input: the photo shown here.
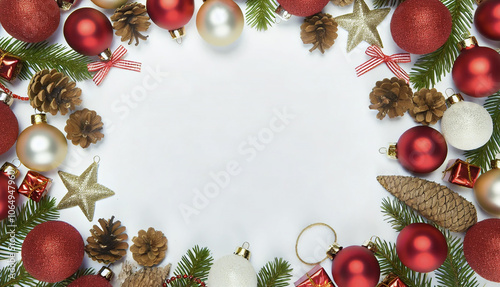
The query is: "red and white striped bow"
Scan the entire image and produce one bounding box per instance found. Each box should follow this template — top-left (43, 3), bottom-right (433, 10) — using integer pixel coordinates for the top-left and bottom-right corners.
top-left (87, 45), bottom-right (141, 86)
top-left (355, 45), bottom-right (411, 83)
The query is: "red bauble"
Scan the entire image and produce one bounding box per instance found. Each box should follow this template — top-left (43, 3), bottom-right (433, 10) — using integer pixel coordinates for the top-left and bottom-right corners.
top-left (464, 219), bottom-right (500, 282)
top-left (68, 275), bottom-right (112, 287)
top-left (0, 173), bottom-right (18, 221)
top-left (147, 0), bottom-right (194, 31)
top-left (474, 0), bottom-right (500, 40)
top-left (0, 0), bottom-right (60, 43)
top-left (22, 221), bottom-right (84, 283)
top-left (396, 126), bottom-right (448, 174)
top-left (390, 0), bottom-right (452, 54)
top-left (63, 8), bottom-right (113, 56)
top-left (0, 102), bottom-right (19, 156)
top-left (331, 246), bottom-right (380, 287)
top-left (452, 37), bottom-right (500, 98)
top-left (276, 0), bottom-right (330, 17)
top-left (396, 223), bottom-right (448, 273)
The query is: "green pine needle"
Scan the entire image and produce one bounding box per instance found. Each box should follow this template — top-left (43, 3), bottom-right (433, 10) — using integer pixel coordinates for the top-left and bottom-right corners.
top-left (409, 0), bottom-right (474, 90)
top-left (464, 92), bottom-right (500, 171)
top-left (245, 0), bottom-right (278, 31)
top-left (380, 197), bottom-right (426, 232)
top-left (0, 37), bottom-right (92, 82)
top-left (171, 246), bottom-right (213, 287)
top-left (0, 197), bottom-right (59, 260)
top-left (373, 0), bottom-right (404, 8)
top-left (257, 258), bottom-right (292, 287)
top-left (0, 261), bottom-right (37, 287)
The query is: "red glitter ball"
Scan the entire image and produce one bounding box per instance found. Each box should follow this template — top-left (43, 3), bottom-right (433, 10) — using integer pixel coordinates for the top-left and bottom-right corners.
top-left (22, 221), bottom-right (84, 283)
top-left (464, 219), bottom-right (500, 282)
top-left (390, 0), bottom-right (452, 54)
top-left (277, 0), bottom-right (330, 17)
top-left (68, 275), bottom-right (112, 287)
top-left (0, 103), bottom-right (19, 156)
top-left (0, 0), bottom-right (60, 43)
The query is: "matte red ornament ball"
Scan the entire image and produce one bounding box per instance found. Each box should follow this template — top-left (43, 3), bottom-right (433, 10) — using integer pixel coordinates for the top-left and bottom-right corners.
top-left (63, 8), bottom-right (113, 56)
top-left (276, 0), bottom-right (330, 17)
top-left (0, 103), bottom-right (19, 156)
top-left (147, 0), bottom-right (195, 31)
top-left (22, 221), bottom-right (84, 283)
top-left (331, 246), bottom-right (380, 287)
top-left (0, 0), bottom-right (60, 43)
top-left (396, 126), bottom-right (447, 174)
top-left (68, 275), bottom-right (112, 287)
top-left (0, 173), bottom-right (18, 220)
top-left (474, 0), bottom-right (500, 40)
top-left (390, 0), bottom-right (452, 54)
top-left (464, 219), bottom-right (500, 282)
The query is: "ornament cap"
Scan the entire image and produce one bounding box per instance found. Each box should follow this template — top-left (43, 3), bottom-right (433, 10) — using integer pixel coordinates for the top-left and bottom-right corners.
top-left (491, 157), bottom-right (500, 169)
top-left (362, 238), bottom-right (378, 253)
top-left (31, 114), bottom-right (47, 125)
top-left (275, 5), bottom-right (292, 21)
top-left (98, 48), bottom-right (112, 61)
top-left (445, 93), bottom-right (464, 107)
top-left (387, 143), bottom-right (397, 159)
top-left (56, 0), bottom-right (74, 10)
top-left (0, 91), bottom-right (13, 107)
top-left (98, 266), bottom-right (114, 281)
top-left (169, 27), bottom-right (186, 41)
top-left (457, 36), bottom-right (478, 51)
top-left (0, 162), bottom-right (19, 178)
top-left (326, 242), bottom-right (343, 260)
top-left (234, 242), bottom-right (251, 260)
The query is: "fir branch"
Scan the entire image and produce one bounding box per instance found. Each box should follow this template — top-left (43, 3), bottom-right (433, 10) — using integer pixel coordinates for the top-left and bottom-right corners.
top-left (380, 197), bottom-right (425, 232)
top-left (171, 246), bottom-right (213, 287)
top-left (245, 0), bottom-right (278, 31)
top-left (0, 197), bottom-right (59, 260)
top-left (0, 261), bottom-right (37, 287)
top-left (409, 0), bottom-right (474, 90)
top-left (373, 0), bottom-right (404, 8)
top-left (0, 37), bottom-right (92, 82)
top-left (36, 268), bottom-right (96, 287)
top-left (464, 92), bottom-right (500, 171)
top-left (257, 258), bottom-right (292, 287)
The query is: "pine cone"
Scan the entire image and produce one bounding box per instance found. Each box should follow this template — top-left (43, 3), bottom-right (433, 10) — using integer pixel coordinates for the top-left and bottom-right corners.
top-left (111, 2), bottom-right (151, 46)
top-left (369, 77), bottom-right (413, 120)
top-left (331, 0), bottom-right (354, 6)
top-left (300, 13), bottom-right (338, 53)
top-left (65, 108), bottom-right (104, 148)
top-left (28, 69), bottom-right (82, 115)
top-left (85, 216), bottom-right (128, 264)
top-left (122, 264), bottom-right (171, 287)
top-left (130, 228), bottom-right (168, 267)
top-left (409, 88), bottom-right (447, 125)
top-left (377, 175), bottom-right (477, 232)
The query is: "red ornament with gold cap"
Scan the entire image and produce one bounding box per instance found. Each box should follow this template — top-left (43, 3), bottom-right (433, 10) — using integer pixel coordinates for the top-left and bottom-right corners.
top-left (147, 0), bottom-right (195, 41)
top-left (68, 266), bottom-right (113, 287)
top-left (474, 0), bottom-right (500, 41)
top-left (275, 0), bottom-right (330, 20)
top-left (0, 91), bottom-right (19, 156)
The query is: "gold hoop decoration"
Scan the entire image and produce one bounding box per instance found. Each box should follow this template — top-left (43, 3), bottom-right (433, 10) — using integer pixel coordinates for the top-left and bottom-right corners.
top-left (295, 222), bottom-right (338, 265)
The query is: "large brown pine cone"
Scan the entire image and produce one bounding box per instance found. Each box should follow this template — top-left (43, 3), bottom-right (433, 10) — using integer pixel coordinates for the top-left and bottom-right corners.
top-left (369, 77), bottom-right (413, 120)
top-left (111, 2), bottom-right (151, 46)
top-left (130, 228), bottom-right (168, 267)
top-left (409, 88), bottom-right (447, 125)
top-left (85, 216), bottom-right (128, 264)
top-left (300, 13), bottom-right (338, 53)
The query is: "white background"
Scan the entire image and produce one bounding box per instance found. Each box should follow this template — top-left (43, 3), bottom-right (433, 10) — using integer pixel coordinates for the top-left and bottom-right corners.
top-left (1, 0), bottom-right (498, 286)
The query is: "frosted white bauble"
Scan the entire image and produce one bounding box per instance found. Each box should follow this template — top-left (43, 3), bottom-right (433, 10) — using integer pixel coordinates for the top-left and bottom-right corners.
top-left (441, 101), bottom-right (492, 150)
top-left (208, 254), bottom-right (257, 287)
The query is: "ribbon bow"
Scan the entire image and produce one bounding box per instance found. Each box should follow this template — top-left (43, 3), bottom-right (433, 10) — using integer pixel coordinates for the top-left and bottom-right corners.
top-left (87, 45), bottom-right (141, 86)
top-left (307, 274), bottom-right (333, 287)
top-left (355, 45), bottom-right (411, 83)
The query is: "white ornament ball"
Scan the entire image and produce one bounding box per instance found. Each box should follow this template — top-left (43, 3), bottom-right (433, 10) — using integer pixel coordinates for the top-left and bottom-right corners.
top-left (441, 101), bottom-right (493, 150)
top-left (196, 0), bottom-right (244, 46)
top-left (208, 254), bottom-right (257, 287)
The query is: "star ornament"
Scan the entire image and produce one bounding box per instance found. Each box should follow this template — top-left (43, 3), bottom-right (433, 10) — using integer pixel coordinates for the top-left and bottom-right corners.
top-left (335, 0), bottom-right (390, 52)
top-left (57, 158), bottom-right (114, 221)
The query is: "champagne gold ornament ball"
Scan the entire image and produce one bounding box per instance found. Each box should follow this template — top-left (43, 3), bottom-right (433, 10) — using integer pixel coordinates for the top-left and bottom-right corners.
top-left (474, 168), bottom-right (500, 216)
top-left (196, 0), bottom-right (244, 46)
top-left (91, 0), bottom-right (128, 9)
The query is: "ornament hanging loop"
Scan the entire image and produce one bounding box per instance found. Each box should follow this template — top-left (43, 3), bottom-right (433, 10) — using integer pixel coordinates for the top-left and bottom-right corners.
top-left (295, 222), bottom-right (338, 265)
top-left (93, 155), bottom-right (101, 164)
top-left (379, 147), bottom-right (387, 154)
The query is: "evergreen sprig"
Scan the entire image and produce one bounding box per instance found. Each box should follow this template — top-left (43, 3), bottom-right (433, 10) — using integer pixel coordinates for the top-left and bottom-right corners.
top-left (36, 268), bottom-right (96, 287)
top-left (380, 197), bottom-right (426, 232)
top-left (464, 92), bottom-right (500, 171)
top-left (257, 258), bottom-right (292, 287)
top-left (0, 261), bottom-right (37, 287)
top-left (245, 0), bottom-right (278, 31)
top-left (409, 0), bottom-right (474, 90)
top-left (171, 246), bottom-right (213, 287)
top-left (373, 0), bottom-right (404, 8)
top-left (0, 37), bottom-right (92, 82)
top-left (0, 197), bottom-right (59, 260)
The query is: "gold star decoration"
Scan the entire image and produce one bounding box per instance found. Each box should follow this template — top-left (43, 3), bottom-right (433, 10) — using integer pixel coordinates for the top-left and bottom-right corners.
top-left (334, 0), bottom-right (390, 52)
top-left (57, 157), bottom-right (114, 221)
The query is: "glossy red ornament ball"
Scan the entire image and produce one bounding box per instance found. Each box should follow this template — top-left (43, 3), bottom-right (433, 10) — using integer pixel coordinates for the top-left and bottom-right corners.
top-left (0, 173), bottom-right (18, 221)
top-left (68, 275), bottom-right (112, 287)
top-left (0, 0), bottom-right (60, 43)
top-left (22, 221), bottom-right (84, 283)
top-left (331, 246), bottom-right (380, 287)
top-left (396, 126), bottom-right (448, 174)
top-left (0, 103), bottom-right (19, 156)
top-left (63, 8), bottom-right (113, 56)
top-left (464, 219), bottom-right (500, 282)
top-left (474, 0), bottom-right (500, 40)
top-left (276, 0), bottom-right (330, 17)
top-left (147, 0), bottom-right (195, 31)
top-left (390, 0), bottom-right (452, 54)
top-left (452, 38), bottom-right (500, 98)
top-left (396, 223), bottom-right (448, 273)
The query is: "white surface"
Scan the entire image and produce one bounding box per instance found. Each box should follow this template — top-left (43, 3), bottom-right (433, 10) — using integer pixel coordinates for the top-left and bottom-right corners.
top-left (1, 0), bottom-right (499, 286)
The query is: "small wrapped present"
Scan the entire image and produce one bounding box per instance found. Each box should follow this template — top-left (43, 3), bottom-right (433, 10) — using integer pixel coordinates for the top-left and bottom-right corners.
top-left (18, 171), bottom-right (52, 202)
top-left (0, 50), bottom-right (22, 81)
top-left (443, 159), bottom-right (480, 188)
top-left (295, 265), bottom-right (334, 287)
top-left (377, 273), bottom-right (407, 287)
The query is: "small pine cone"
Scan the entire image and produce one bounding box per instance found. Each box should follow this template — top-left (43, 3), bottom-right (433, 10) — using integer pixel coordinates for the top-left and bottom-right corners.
top-left (85, 216), bottom-right (128, 264)
top-left (111, 2), bottom-right (151, 46)
top-left (369, 77), bottom-right (413, 120)
top-left (65, 108), bottom-right (104, 148)
top-left (409, 88), bottom-right (447, 125)
top-left (377, 175), bottom-right (477, 232)
top-left (300, 13), bottom-right (338, 53)
top-left (130, 227), bottom-right (168, 267)
top-left (28, 69), bottom-right (82, 116)
top-left (331, 0), bottom-right (354, 6)
top-left (122, 264), bottom-right (171, 287)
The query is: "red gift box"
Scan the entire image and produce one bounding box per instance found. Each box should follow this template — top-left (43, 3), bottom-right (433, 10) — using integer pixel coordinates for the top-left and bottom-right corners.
top-left (295, 265), bottom-right (335, 287)
top-left (0, 50), bottom-right (22, 81)
top-left (376, 273), bottom-right (407, 287)
top-left (443, 159), bottom-right (480, 188)
top-left (18, 171), bottom-right (52, 202)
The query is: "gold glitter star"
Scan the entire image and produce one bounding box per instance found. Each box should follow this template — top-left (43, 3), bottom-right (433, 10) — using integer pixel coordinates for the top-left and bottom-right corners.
top-left (57, 158), bottom-right (114, 221)
top-left (335, 0), bottom-right (390, 52)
